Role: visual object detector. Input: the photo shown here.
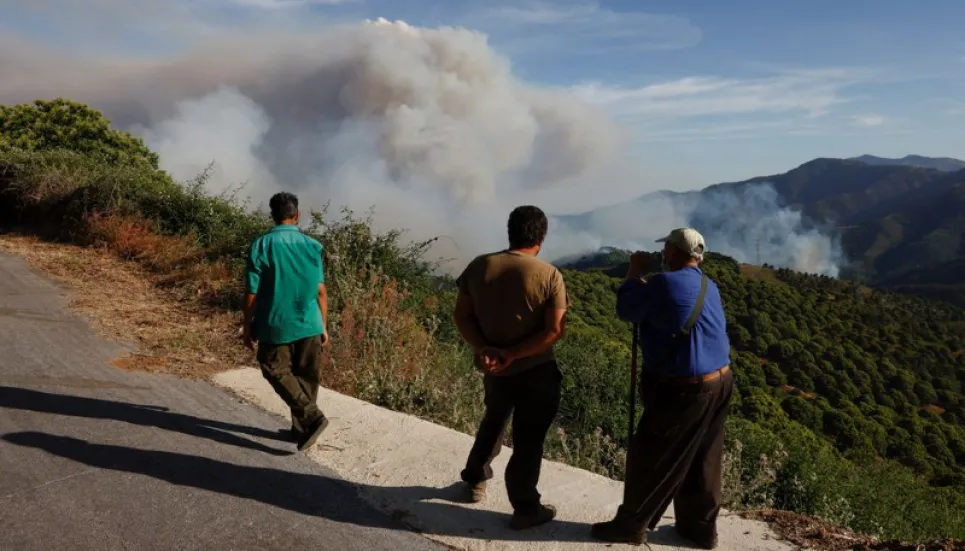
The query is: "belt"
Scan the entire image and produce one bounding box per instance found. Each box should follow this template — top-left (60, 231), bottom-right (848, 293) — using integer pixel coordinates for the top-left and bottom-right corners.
top-left (659, 365), bottom-right (730, 385)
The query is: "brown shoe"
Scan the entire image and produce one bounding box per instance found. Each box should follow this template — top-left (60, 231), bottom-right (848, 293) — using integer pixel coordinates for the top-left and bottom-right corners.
top-left (509, 504), bottom-right (557, 530)
top-left (464, 481), bottom-right (486, 503)
top-left (591, 518), bottom-right (647, 546)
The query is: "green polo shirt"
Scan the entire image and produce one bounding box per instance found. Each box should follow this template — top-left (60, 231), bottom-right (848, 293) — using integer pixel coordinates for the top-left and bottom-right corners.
top-left (245, 224), bottom-right (326, 345)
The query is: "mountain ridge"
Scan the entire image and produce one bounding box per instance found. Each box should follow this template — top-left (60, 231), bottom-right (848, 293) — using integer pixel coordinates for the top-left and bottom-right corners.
top-left (564, 155), bottom-right (965, 306)
top-left (849, 154), bottom-right (965, 172)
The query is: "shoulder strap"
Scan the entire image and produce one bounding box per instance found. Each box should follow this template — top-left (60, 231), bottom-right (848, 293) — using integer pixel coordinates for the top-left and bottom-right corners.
top-left (680, 274), bottom-right (708, 336)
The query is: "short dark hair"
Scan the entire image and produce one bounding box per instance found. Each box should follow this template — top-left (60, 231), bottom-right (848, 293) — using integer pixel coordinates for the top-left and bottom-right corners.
top-left (269, 192), bottom-right (299, 223)
top-left (507, 205), bottom-right (548, 250)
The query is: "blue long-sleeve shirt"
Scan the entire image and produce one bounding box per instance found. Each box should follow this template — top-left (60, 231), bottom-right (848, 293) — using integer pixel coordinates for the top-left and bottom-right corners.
top-left (616, 266), bottom-right (731, 378)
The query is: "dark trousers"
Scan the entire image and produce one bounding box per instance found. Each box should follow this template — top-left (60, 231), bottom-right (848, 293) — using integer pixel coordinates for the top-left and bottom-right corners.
top-left (618, 366), bottom-right (734, 541)
top-left (256, 335), bottom-right (324, 434)
top-left (461, 361), bottom-right (562, 514)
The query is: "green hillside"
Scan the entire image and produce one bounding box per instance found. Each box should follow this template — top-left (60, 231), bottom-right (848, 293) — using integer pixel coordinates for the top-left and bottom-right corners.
top-left (561, 253), bottom-right (965, 539)
top-left (3, 98), bottom-right (965, 543)
top-left (564, 252), bottom-right (965, 478)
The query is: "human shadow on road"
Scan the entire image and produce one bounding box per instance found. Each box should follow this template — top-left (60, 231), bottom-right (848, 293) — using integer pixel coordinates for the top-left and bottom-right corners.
top-left (0, 386), bottom-right (292, 456)
top-left (2, 431), bottom-right (599, 544)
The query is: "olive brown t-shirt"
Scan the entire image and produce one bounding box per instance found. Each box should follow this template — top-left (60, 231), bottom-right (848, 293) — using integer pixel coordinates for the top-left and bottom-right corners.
top-left (456, 250), bottom-right (569, 376)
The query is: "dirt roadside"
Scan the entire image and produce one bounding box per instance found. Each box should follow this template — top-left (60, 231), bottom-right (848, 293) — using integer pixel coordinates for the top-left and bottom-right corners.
top-left (0, 233), bottom-right (251, 380)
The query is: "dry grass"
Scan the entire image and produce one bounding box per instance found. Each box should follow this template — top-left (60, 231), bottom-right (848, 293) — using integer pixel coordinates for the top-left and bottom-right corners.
top-left (744, 510), bottom-right (965, 551)
top-left (740, 264), bottom-right (784, 285)
top-left (779, 384), bottom-right (819, 399)
top-left (0, 232), bottom-right (252, 380)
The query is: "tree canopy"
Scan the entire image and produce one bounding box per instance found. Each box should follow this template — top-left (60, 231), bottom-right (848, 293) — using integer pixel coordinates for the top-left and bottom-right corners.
top-left (0, 98), bottom-right (159, 168)
top-left (560, 252), bottom-right (965, 487)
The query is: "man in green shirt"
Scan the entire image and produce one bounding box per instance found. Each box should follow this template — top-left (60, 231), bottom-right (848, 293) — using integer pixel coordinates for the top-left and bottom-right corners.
top-left (243, 192), bottom-right (330, 452)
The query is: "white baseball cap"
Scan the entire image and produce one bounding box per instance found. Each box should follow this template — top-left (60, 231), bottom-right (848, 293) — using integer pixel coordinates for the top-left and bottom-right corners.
top-left (656, 227), bottom-right (706, 261)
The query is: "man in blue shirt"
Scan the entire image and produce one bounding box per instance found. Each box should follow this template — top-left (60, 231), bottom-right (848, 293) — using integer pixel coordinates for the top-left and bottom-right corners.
top-left (591, 227), bottom-right (733, 549)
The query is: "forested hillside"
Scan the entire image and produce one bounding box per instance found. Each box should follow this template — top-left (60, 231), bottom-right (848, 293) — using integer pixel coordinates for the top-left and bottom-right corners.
top-left (3, 97), bottom-right (965, 543)
top-left (563, 252), bottom-right (965, 481)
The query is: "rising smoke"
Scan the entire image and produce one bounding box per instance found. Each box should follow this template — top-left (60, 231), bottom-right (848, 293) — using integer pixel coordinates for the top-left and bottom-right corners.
top-left (0, 18), bottom-right (841, 276)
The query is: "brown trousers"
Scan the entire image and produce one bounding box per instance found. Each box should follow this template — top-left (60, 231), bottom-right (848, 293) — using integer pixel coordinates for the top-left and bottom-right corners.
top-left (618, 366), bottom-right (734, 541)
top-left (461, 361), bottom-right (562, 514)
top-left (256, 335), bottom-right (324, 435)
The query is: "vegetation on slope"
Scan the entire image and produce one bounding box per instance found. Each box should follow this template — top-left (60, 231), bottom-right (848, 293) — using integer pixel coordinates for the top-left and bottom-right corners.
top-left (2, 98), bottom-right (965, 543)
top-left (562, 253), bottom-right (965, 471)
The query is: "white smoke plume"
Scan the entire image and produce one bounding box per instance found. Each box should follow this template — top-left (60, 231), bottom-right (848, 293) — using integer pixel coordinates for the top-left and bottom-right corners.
top-left (553, 183), bottom-right (843, 277)
top-left (683, 183), bottom-right (844, 277)
top-left (0, 18), bottom-right (841, 276)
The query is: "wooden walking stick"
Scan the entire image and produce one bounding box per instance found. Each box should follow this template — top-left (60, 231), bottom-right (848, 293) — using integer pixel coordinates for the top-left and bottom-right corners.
top-left (628, 322), bottom-right (639, 446)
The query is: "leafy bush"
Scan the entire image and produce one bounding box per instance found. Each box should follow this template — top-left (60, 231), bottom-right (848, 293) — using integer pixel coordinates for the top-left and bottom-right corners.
top-left (0, 98), bottom-right (159, 167)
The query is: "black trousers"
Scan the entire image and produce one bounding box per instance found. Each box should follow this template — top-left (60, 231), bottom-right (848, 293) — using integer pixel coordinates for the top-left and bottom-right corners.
top-left (618, 366), bottom-right (734, 541)
top-left (460, 361), bottom-right (562, 514)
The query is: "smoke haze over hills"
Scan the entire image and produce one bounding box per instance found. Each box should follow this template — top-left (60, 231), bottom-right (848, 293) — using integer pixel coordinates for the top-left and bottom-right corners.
top-left (0, 18), bottom-right (843, 275)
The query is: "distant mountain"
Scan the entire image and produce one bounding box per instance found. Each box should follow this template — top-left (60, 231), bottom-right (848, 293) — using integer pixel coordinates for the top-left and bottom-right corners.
top-left (566, 158), bottom-right (965, 307)
top-left (842, 171), bottom-right (965, 304)
top-left (701, 158), bottom-right (941, 224)
top-left (551, 246), bottom-right (630, 271)
top-left (850, 154), bottom-right (965, 172)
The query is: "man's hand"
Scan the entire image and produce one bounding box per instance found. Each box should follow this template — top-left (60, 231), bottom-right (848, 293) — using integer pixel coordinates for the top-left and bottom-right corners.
top-left (627, 251), bottom-right (658, 280)
top-left (320, 332), bottom-right (330, 347)
top-left (242, 326), bottom-right (256, 351)
top-left (480, 347), bottom-right (515, 374)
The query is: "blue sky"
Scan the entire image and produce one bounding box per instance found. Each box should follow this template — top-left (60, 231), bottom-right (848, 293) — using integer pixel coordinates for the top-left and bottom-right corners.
top-left (4, 0), bottom-right (965, 191)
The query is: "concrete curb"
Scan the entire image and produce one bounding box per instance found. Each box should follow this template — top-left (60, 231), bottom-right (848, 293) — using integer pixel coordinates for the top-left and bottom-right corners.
top-left (213, 367), bottom-right (794, 551)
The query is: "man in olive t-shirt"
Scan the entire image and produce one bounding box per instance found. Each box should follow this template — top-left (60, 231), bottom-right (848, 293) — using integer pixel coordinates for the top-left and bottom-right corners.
top-left (453, 205), bottom-right (569, 531)
top-left (243, 192), bottom-right (330, 453)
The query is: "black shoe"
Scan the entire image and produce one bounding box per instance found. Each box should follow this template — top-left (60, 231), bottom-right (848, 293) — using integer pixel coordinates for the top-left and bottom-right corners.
top-left (591, 518), bottom-right (647, 546)
top-left (509, 504), bottom-right (557, 530)
top-left (296, 416), bottom-right (329, 452)
top-left (676, 524), bottom-right (718, 549)
top-left (281, 427), bottom-right (301, 442)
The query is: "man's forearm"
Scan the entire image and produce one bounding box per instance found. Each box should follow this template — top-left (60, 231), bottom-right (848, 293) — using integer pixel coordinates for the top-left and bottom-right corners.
top-left (509, 325), bottom-right (565, 360)
top-left (243, 293), bottom-right (257, 331)
top-left (317, 291), bottom-right (328, 334)
top-left (454, 315), bottom-right (488, 352)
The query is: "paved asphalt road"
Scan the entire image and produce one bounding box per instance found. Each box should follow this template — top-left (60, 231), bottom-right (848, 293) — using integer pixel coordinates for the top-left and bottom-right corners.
top-left (0, 251), bottom-right (445, 551)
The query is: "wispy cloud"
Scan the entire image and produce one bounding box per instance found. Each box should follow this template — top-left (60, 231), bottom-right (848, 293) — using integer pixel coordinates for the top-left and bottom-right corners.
top-left (228, 0), bottom-right (355, 8)
top-left (0, 0), bottom-right (355, 53)
top-left (633, 119), bottom-right (819, 142)
top-left (851, 114), bottom-right (886, 127)
top-left (470, 2), bottom-right (701, 54)
top-left (570, 68), bottom-right (876, 120)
